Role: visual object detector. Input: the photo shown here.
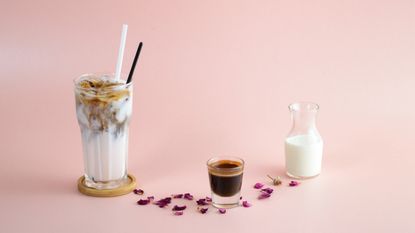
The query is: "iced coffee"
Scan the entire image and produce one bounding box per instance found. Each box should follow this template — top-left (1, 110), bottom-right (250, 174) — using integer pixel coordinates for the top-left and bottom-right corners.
top-left (74, 73), bottom-right (132, 189)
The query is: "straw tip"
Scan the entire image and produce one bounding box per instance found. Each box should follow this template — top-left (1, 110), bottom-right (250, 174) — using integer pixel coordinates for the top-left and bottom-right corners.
top-left (122, 24), bottom-right (128, 28)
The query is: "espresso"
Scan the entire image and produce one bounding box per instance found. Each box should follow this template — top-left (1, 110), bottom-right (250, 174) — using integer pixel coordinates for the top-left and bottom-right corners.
top-left (208, 160), bottom-right (243, 197)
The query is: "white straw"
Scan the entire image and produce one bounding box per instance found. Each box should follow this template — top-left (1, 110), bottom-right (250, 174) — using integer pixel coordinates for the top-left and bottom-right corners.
top-left (114, 24), bottom-right (128, 81)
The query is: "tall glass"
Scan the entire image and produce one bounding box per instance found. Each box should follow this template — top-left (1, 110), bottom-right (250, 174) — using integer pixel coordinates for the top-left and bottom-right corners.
top-left (285, 102), bottom-right (323, 179)
top-left (74, 73), bottom-right (132, 189)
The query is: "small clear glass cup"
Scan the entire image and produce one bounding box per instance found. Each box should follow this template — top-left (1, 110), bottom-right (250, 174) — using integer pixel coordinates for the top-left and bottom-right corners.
top-left (207, 156), bottom-right (244, 208)
top-left (74, 73), bottom-right (133, 189)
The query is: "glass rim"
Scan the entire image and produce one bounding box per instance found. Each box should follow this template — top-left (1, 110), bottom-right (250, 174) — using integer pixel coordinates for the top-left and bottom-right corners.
top-left (206, 156), bottom-right (245, 172)
top-left (289, 102), bottom-right (319, 112)
top-left (73, 73), bottom-right (133, 91)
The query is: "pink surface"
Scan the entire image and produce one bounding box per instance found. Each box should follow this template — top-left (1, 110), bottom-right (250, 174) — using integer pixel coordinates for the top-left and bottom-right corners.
top-left (1, 0), bottom-right (415, 232)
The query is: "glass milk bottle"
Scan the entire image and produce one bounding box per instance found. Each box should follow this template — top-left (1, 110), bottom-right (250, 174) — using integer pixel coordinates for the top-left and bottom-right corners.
top-left (285, 102), bottom-right (323, 179)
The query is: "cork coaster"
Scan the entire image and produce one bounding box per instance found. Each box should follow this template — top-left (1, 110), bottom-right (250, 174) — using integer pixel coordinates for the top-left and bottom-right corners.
top-left (77, 174), bottom-right (137, 197)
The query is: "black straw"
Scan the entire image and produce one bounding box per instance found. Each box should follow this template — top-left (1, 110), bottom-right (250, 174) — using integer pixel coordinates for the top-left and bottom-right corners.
top-left (127, 42), bottom-right (143, 84)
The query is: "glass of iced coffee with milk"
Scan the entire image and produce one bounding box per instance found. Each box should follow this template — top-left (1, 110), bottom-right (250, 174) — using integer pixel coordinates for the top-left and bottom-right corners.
top-left (73, 25), bottom-right (142, 196)
top-left (74, 73), bottom-right (132, 190)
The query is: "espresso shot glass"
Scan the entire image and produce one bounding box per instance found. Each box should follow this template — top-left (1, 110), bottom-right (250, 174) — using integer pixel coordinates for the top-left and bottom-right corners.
top-left (207, 156), bottom-right (244, 208)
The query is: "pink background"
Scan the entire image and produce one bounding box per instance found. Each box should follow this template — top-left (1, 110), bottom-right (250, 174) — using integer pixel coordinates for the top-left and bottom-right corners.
top-left (1, 0), bottom-right (415, 232)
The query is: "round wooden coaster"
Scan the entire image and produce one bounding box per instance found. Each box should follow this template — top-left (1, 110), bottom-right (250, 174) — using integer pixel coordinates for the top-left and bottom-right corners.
top-left (77, 174), bottom-right (137, 197)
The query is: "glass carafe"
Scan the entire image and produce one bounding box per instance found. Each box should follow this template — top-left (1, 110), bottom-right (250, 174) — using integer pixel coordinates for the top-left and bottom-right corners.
top-left (285, 102), bottom-right (323, 179)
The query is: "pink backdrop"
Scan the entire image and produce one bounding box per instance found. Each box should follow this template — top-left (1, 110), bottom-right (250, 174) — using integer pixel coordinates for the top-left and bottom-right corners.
top-left (1, 0), bottom-right (414, 232)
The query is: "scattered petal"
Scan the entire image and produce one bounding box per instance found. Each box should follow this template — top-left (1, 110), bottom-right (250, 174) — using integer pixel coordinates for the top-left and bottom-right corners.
top-left (172, 194), bottom-right (183, 199)
top-left (218, 208), bottom-right (226, 214)
top-left (133, 189), bottom-right (144, 195)
top-left (172, 205), bottom-right (187, 211)
top-left (147, 196), bottom-right (155, 201)
top-left (289, 181), bottom-right (300, 187)
top-left (254, 183), bottom-right (264, 189)
top-left (154, 197), bottom-right (172, 208)
top-left (258, 192), bottom-right (271, 199)
top-left (198, 207), bottom-right (209, 214)
top-left (137, 199), bottom-right (150, 205)
top-left (240, 196), bottom-right (243, 200)
top-left (261, 187), bottom-right (274, 194)
top-left (196, 198), bottom-right (209, 206)
top-left (173, 211), bottom-right (183, 216)
top-left (184, 193), bottom-right (194, 200)
top-left (242, 201), bottom-right (252, 208)
top-left (205, 197), bottom-right (212, 202)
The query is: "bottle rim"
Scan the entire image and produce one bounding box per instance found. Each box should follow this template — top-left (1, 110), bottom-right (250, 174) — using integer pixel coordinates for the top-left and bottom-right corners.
top-left (289, 102), bottom-right (319, 112)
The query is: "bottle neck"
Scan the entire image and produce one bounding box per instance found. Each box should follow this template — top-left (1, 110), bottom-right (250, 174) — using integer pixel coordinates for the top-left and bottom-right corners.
top-left (287, 102), bottom-right (320, 138)
top-left (291, 110), bottom-right (317, 134)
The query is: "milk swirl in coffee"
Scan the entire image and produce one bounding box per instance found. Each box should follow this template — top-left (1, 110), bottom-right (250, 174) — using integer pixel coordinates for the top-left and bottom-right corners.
top-left (75, 74), bottom-right (132, 188)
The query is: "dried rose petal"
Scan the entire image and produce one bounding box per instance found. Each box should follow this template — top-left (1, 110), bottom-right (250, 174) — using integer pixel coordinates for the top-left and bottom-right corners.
top-left (155, 202), bottom-right (167, 208)
top-left (198, 207), bottom-right (208, 214)
top-left (137, 199), bottom-right (150, 205)
top-left (218, 208), bottom-right (226, 214)
top-left (172, 194), bottom-right (183, 199)
top-left (254, 183), bottom-right (264, 189)
top-left (258, 192), bottom-right (271, 199)
top-left (133, 189), bottom-right (144, 195)
top-left (159, 204), bottom-right (168, 208)
top-left (172, 205), bottom-right (187, 211)
top-left (289, 181), bottom-right (300, 186)
top-left (261, 187), bottom-right (274, 194)
top-left (242, 201), bottom-right (252, 208)
top-left (196, 198), bottom-right (209, 206)
top-left (147, 196), bottom-right (155, 201)
top-left (240, 196), bottom-right (243, 200)
top-left (173, 211), bottom-right (183, 216)
top-left (154, 197), bottom-right (172, 208)
top-left (205, 197), bottom-right (212, 202)
top-left (184, 193), bottom-right (194, 200)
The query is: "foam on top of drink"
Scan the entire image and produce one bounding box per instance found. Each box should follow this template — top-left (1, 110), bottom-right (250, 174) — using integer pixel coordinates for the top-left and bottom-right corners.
top-left (76, 75), bottom-right (130, 100)
top-left (77, 75), bottom-right (124, 89)
top-left (208, 160), bottom-right (244, 176)
top-left (75, 74), bottom-right (132, 131)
